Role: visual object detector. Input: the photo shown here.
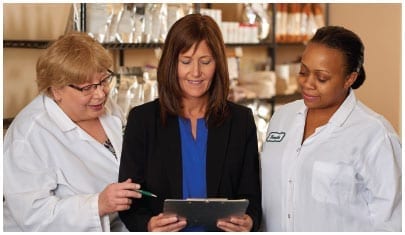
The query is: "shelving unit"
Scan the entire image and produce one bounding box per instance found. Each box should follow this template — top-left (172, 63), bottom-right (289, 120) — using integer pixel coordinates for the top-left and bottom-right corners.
top-left (4, 4), bottom-right (328, 68)
top-left (3, 41), bottom-right (275, 50)
top-left (75, 3), bottom-right (279, 68)
top-left (3, 40), bottom-right (52, 49)
top-left (3, 40), bottom-right (275, 80)
top-left (3, 3), bottom-right (328, 118)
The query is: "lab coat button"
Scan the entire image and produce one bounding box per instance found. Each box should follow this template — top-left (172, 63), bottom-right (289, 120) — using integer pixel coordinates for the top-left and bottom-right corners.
top-left (288, 214), bottom-right (291, 219)
top-left (296, 147), bottom-right (300, 152)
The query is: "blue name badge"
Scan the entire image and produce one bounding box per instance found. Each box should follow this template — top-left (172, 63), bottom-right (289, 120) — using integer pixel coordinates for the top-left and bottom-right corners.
top-left (266, 132), bottom-right (286, 142)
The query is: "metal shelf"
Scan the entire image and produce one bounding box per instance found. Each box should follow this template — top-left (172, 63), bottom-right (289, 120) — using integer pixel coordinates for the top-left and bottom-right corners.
top-left (3, 40), bottom-right (51, 49)
top-left (102, 42), bottom-right (163, 49)
top-left (4, 40), bottom-right (277, 50)
top-left (103, 42), bottom-right (276, 49)
top-left (225, 42), bottom-right (274, 47)
top-left (3, 40), bottom-right (162, 49)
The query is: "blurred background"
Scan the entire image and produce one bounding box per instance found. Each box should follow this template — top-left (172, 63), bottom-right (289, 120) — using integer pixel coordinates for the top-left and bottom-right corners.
top-left (3, 3), bottom-right (402, 148)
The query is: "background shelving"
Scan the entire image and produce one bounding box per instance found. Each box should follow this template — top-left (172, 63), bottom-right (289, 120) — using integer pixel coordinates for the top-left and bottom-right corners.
top-left (4, 4), bottom-right (401, 135)
top-left (3, 3), bottom-right (328, 146)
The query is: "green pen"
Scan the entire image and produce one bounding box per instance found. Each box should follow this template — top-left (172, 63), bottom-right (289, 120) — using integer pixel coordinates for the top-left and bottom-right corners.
top-left (135, 189), bottom-right (157, 198)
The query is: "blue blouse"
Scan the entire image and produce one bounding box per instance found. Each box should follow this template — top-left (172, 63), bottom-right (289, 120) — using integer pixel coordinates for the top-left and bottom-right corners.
top-left (178, 117), bottom-right (208, 232)
top-left (178, 117), bottom-right (208, 199)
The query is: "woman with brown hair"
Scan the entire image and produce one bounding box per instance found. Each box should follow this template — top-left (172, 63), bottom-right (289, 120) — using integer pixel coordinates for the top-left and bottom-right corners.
top-left (118, 13), bottom-right (262, 231)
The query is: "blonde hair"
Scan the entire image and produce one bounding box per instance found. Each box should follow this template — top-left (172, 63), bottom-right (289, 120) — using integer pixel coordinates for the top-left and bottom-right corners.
top-left (36, 32), bottom-right (113, 97)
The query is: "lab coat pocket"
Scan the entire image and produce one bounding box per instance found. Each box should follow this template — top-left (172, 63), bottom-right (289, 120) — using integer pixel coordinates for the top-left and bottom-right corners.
top-left (311, 161), bottom-right (354, 205)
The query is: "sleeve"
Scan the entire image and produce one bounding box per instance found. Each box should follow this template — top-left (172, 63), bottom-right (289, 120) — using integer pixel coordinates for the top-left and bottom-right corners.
top-left (118, 107), bottom-right (152, 231)
top-left (239, 108), bottom-right (262, 231)
top-left (358, 132), bottom-right (402, 231)
top-left (3, 139), bottom-right (106, 231)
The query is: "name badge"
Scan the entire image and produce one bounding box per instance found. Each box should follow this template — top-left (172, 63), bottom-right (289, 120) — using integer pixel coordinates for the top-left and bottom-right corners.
top-left (266, 132), bottom-right (286, 142)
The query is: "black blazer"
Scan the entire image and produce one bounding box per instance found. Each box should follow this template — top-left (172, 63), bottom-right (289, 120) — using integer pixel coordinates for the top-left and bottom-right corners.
top-left (118, 100), bottom-right (262, 231)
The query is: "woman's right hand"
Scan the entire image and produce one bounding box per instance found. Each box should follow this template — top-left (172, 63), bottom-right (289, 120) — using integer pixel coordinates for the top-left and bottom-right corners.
top-left (98, 178), bottom-right (142, 216)
top-left (147, 213), bottom-right (187, 232)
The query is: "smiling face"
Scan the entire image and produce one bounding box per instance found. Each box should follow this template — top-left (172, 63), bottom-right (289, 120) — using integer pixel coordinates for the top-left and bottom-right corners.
top-left (177, 40), bottom-right (216, 102)
top-left (298, 42), bottom-right (357, 113)
top-left (51, 71), bottom-right (111, 122)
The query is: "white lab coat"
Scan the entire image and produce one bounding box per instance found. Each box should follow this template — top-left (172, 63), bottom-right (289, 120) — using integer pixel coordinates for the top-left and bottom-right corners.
top-left (261, 90), bottom-right (401, 231)
top-left (3, 94), bottom-right (127, 231)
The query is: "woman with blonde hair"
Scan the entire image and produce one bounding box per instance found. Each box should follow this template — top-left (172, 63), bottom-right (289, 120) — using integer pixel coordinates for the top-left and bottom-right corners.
top-left (3, 32), bottom-right (142, 231)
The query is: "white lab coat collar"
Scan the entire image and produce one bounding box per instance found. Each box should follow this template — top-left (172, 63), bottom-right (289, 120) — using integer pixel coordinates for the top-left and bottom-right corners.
top-left (43, 94), bottom-right (77, 132)
top-left (296, 100), bottom-right (307, 116)
top-left (43, 94), bottom-right (123, 144)
top-left (295, 89), bottom-right (357, 127)
top-left (328, 89), bottom-right (357, 127)
top-left (4, 94), bottom-right (126, 231)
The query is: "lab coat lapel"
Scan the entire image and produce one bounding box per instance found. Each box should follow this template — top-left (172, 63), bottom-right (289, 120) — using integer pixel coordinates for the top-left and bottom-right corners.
top-left (44, 95), bottom-right (98, 142)
top-left (160, 115), bottom-right (183, 198)
top-left (206, 117), bottom-right (231, 197)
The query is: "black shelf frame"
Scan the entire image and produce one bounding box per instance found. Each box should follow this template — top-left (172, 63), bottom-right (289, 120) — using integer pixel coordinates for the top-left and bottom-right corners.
top-left (3, 39), bottom-right (277, 68)
top-left (4, 3), bottom-right (329, 118)
top-left (3, 40), bottom-right (52, 49)
top-left (3, 41), bottom-right (278, 49)
top-left (4, 4), bottom-right (327, 56)
top-left (3, 3), bottom-right (329, 130)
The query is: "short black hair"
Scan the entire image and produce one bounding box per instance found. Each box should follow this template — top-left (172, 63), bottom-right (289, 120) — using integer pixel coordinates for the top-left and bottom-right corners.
top-left (310, 26), bottom-right (366, 89)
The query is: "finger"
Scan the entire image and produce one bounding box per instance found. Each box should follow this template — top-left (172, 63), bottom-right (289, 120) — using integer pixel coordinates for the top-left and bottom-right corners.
top-left (217, 222), bottom-right (233, 232)
top-left (239, 215), bottom-right (253, 231)
top-left (117, 189), bottom-right (142, 199)
top-left (114, 197), bottom-right (136, 206)
top-left (229, 216), bottom-right (246, 227)
top-left (165, 220), bottom-right (187, 232)
top-left (118, 178), bottom-right (132, 183)
top-left (114, 204), bottom-right (132, 212)
top-left (217, 220), bottom-right (242, 232)
top-left (128, 190), bottom-right (142, 198)
top-left (114, 181), bottom-right (141, 191)
top-left (153, 218), bottom-right (186, 232)
top-left (149, 214), bottom-right (166, 232)
top-left (124, 183), bottom-right (141, 191)
top-left (155, 215), bottom-right (179, 227)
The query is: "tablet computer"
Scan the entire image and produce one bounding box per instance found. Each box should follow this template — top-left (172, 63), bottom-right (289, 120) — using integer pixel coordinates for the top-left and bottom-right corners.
top-left (163, 198), bottom-right (249, 231)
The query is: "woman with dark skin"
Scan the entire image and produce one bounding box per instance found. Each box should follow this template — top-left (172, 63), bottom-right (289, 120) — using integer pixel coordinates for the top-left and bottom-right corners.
top-left (261, 26), bottom-right (401, 231)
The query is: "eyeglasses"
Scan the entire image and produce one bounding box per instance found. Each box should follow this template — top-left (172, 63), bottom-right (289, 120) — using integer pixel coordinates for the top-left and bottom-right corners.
top-left (68, 69), bottom-right (115, 96)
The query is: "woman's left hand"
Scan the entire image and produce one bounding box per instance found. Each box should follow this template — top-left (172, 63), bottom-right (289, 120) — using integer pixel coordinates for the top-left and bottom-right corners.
top-left (216, 214), bottom-right (253, 232)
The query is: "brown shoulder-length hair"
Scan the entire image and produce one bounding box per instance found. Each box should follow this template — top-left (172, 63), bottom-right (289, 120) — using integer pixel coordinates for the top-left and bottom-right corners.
top-left (36, 32), bottom-right (113, 98)
top-left (157, 13), bottom-right (230, 127)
